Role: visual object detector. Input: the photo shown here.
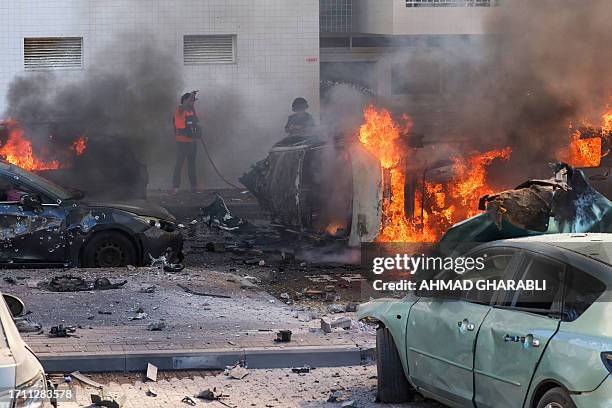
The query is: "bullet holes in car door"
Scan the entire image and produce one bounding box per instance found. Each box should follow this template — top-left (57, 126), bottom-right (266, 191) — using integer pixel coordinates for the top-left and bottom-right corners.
top-left (0, 175), bottom-right (67, 265)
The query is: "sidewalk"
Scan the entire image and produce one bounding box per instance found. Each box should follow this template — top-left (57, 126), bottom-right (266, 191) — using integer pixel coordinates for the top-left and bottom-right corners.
top-left (1, 267), bottom-right (374, 373)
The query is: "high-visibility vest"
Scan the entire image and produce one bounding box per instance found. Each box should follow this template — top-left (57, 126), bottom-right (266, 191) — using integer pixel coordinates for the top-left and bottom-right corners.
top-left (174, 107), bottom-right (197, 142)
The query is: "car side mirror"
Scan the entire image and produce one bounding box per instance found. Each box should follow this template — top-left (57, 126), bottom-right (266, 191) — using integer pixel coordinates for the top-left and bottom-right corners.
top-left (20, 194), bottom-right (43, 211)
top-left (3, 294), bottom-right (25, 318)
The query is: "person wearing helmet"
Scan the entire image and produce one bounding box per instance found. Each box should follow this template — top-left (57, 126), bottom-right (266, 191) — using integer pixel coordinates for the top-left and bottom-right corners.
top-left (172, 91), bottom-right (201, 194)
top-left (284, 97), bottom-right (315, 137)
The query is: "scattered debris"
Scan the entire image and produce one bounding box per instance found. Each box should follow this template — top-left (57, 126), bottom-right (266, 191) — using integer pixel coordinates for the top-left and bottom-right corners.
top-left (146, 387), bottom-right (157, 397)
top-left (345, 303), bottom-right (358, 313)
top-left (128, 312), bottom-right (147, 321)
top-left (291, 365), bottom-right (311, 374)
top-left (140, 285), bottom-right (156, 294)
top-left (90, 393), bottom-right (125, 408)
top-left (146, 363), bottom-right (158, 382)
top-left (327, 304), bottom-right (346, 314)
top-left (147, 321), bottom-right (167, 331)
top-left (181, 396), bottom-right (197, 406)
top-left (178, 283), bottom-right (231, 299)
top-left (274, 329), bottom-right (292, 343)
top-left (327, 390), bottom-right (343, 402)
top-left (49, 325), bottom-right (76, 338)
top-left (71, 371), bottom-right (104, 389)
top-left (341, 400), bottom-right (356, 407)
top-left (320, 316), bottom-right (353, 334)
top-left (98, 310), bottom-right (112, 315)
top-left (43, 275), bottom-right (127, 292)
top-left (227, 364), bottom-right (249, 380)
top-left (14, 317), bottom-right (42, 333)
top-left (164, 263), bottom-right (185, 273)
top-left (3, 276), bottom-right (16, 285)
top-left (201, 194), bottom-right (254, 232)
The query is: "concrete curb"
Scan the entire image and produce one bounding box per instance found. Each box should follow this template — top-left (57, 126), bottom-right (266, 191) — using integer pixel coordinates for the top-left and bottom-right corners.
top-left (39, 345), bottom-right (375, 373)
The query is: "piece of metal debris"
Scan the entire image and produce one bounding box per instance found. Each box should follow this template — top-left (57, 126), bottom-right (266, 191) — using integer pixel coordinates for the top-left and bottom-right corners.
top-left (147, 321), bottom-right (166, 331)
top-left (71, 371), bottom-right (104, 389)
top-left (178, 283), bottom-right (231, 299)
top-left (14, 317), bottom-right (42, 333)
top-left (146, 363), bottom-right (158, 382)
top-left (327, 390), bottom-right (343, 402)
top-left (146, 387), bottom-right (157, 397)
top-left (181, 396), bottom-right (197, 406)
top-left (140, 285), bottom-right (156, 294)
top-left (341, 400), bottom-right (356, 407)
top-left (291, 365), bottom-right (311, 374)
top-left (49, 325), bottom-right (76, 338)
top-left (274, 329), bottom-right (292, 343)
top-left (128, 312), bottom-right (147, 321)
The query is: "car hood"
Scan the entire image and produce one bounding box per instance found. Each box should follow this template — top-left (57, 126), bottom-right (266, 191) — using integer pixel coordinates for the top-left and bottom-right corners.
top-left (83, 200), bottom-right (175, 222)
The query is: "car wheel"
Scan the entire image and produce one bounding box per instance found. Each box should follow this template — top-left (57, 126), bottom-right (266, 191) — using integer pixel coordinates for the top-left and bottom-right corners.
top-left (376, 326), bottom-right (415, 403)
top-left (82, 231), bottom-right (136, 268)
top-left (536, 387), bottom-right (576, 408)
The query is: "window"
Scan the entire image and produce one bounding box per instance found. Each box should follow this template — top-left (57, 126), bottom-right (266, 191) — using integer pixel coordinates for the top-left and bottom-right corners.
top-left (406, 0), bottom-right (498, 7)
top-left (460, 249), bottom-right (516, 305)
top-left (183, 35), bottom-right (236, 65)
top-left (563, 267), bottom-right (606, 321)
top-left (505, 254), bottom-right (565, 315)
top-left (320, 0), bottom-right (353, 33)
top-left (0, 176), bottom-right (35, 203)
top-left (24, 37), bottom-right (83, 70)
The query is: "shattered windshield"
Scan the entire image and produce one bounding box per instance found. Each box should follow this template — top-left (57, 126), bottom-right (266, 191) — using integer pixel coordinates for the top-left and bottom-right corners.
top-left (8, 164), bottom-right (73, 201)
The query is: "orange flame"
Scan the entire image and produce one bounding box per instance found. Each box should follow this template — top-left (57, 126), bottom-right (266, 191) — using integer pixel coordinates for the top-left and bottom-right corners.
top-left (71, 136), bottom-right (87, 156)
top-left (0, 119), bottom-right (87, 171)
top-left (564, 108), bottom-right (611, 168)
top-left (0, 119), bottom-right (59, 171)
top-left (358, 106), bottom-right (511, 243)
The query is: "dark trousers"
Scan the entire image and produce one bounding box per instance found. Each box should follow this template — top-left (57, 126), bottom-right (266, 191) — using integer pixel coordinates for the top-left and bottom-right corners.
top-left (173, 141), bottom-right (197, 189)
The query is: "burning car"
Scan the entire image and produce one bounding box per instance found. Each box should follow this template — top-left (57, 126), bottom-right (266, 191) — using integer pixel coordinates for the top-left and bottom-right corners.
top-left (359, 233), bottom-right (612, 408)
top-left (0, 161), bottom-right (182, 267)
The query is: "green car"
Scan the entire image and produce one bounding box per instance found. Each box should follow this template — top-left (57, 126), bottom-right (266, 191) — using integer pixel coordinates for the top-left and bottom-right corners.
top-left (359, 233), bottom-right (612, 408)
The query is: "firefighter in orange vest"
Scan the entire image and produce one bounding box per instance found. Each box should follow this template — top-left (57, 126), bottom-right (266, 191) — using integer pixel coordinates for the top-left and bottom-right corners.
top-left (172, 91), bottom-right (201, 193)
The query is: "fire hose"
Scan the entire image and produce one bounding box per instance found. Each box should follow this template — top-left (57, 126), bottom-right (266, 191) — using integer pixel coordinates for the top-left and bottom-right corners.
top-left (197, 137), bottom-right (243, 190)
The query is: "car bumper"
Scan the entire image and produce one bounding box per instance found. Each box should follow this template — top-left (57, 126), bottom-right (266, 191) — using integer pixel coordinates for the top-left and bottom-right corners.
top-left (139, 226), bottom-right (184, 264)
top-left (571, 375), bottom-right (612, 408)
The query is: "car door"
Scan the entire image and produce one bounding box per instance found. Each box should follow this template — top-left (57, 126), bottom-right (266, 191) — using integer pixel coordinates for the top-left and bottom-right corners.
top-left (406, 248), bottom-right (519, 407)
top-left (474, 251), bottom-right (564, 408)
top-left (0, 175), bottom-right (67, 265)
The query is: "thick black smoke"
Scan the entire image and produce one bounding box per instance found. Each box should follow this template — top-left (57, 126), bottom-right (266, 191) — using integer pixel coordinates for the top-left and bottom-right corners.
top-left (457, 0), bottom-right (612, 173)
top-left (3, 37), bottom-right (183, 196)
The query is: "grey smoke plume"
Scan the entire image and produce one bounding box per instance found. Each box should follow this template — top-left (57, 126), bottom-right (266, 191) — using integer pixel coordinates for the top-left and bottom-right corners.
top-left (457, 0), bottom-right (612, 167)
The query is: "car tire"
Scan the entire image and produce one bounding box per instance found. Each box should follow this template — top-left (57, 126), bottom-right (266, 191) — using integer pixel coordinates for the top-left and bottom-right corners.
top-left (536, 387), bottom-right (576, 408)
top-left (82, 231), bottom-right (136, 268)
top-left (376, 326), bottom-right (414, 403)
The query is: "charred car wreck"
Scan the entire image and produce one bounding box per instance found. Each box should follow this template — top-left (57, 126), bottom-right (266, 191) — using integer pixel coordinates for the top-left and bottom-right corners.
top-left (0, 161), bottom-right (182, 267)
top-left (242, 134), bottom-right (611, 246)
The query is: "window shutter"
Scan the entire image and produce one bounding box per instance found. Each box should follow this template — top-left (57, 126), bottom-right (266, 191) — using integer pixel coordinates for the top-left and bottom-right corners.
top-left (184, 35), bottom-right (236, 65)
top-left (24, 37), bottom-right (83, 70)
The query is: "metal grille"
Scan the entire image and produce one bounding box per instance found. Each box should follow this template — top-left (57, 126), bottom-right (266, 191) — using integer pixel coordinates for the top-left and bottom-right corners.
top-left (320, 0), bottom-right (352, 33)
top-left (406, 0), bottom-right (498, 7)
top-left (183, 35), bottom-right (236, 65)
top-left (24, 37), bottom-right (83, 70)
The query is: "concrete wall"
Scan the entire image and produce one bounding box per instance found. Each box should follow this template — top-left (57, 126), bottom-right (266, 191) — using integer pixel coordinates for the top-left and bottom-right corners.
top-left (0, 0), bottom-right (320, 188)
top-left (354, 0), bottom-right (497, 35)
